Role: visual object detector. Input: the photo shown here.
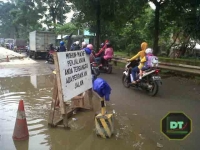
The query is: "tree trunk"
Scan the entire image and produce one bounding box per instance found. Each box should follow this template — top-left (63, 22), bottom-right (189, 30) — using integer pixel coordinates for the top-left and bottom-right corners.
top-left (67, 33), bottom-right (73, 51)
top-left (96, 0), bottom-right (101, 52)
top-left (167, 31), bottom-right (181, 56)
top-left (52, 8), bottom-right (56, 30)
top-left (153, 2), bottom-right (160, 55)
top-left (14, 26), bottom-right (19, 38)
top-left (180, 44), bottom-right (187, 56)
top-left (53, 16), bottom-right (56, 29)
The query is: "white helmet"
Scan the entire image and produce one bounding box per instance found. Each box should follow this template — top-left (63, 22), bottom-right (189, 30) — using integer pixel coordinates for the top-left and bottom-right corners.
top-left (145, 48), bottom-right (153, 54)
top-left (82, 42), bottom-right (87, 48)
top-left (82, 41), bottom-right (86, 46)
top-left (75, 41), bottom-right (79, 45)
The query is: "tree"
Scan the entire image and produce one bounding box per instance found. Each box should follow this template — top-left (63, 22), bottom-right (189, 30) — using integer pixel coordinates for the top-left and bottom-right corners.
top-left (55, 22), bottom-right (77, 35)
top-left (42, 0), bottom-right (71, 28)
top-left (148, 0), bottom-right (170, 55)
top-left (0, 2), bottom-right (16, 38)
top-left (69, 0), bottom-right (147, 51)
top-left (160, 0), bottom-right (200, 56)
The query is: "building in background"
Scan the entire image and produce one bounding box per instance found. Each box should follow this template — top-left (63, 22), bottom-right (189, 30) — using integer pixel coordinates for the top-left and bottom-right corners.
top-left (56, 29), bottom-right (95, 46)
top-left (83, 30), bottom-right (95, 45)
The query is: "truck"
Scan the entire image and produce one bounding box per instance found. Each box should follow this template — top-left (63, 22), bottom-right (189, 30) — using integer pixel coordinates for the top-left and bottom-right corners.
top-left (29, 31), bottom-right (56, 59)
top-left (14, 39), bottom-right (27, 52)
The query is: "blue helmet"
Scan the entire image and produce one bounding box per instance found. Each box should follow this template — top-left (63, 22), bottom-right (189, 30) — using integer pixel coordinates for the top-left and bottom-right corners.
top-left (60, 41), bottom-right (64, 46)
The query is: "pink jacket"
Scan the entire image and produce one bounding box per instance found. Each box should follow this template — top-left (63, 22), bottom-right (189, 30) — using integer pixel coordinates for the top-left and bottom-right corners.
top-left (104, 48), bottom-right (113, 59)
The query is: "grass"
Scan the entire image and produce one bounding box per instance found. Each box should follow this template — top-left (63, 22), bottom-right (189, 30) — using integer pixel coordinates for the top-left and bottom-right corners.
top-left (114, 51), bottom-right (131, 57)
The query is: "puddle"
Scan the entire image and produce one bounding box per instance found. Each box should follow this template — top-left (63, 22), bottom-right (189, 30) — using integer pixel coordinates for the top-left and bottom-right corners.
top-left (0, 74), bottom-right (159, 150)
top-left (0, 74), bottom-right (54, 150)
top-left (0, 63), bottom-right (53, 78)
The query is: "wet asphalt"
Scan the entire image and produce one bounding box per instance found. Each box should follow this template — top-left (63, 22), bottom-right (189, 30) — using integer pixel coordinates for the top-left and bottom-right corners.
top-left (100, 67), bottom-right (200, 150)
top-left (47, 59), bottom-right (200, 149)
top-left (0, 57), bottom-right (200, 150)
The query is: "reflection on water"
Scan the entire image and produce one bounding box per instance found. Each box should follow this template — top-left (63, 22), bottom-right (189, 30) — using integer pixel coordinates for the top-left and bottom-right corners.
top-left (0, 74), bottom-right (157, 150)
top-left (0, 75), bottom-right (53, 150)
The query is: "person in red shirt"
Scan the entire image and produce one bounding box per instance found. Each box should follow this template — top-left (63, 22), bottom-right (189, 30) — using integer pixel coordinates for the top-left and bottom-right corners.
top-left (96, 40), bottom-right (109, 57)
top-left (95, 40), bottom-right (109, 64)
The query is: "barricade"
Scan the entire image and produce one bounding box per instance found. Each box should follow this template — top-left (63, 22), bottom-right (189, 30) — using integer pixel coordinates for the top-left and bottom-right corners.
top-left (48, 51), bottom-right (93, 128)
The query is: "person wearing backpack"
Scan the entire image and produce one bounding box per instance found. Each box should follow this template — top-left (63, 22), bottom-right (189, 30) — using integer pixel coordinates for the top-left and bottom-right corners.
top-left (138, 48), bottom-right (158, 80)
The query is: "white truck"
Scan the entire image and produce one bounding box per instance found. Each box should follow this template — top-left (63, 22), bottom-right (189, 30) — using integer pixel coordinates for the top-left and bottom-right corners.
top-left (29, 31), bottom-right (56, 59)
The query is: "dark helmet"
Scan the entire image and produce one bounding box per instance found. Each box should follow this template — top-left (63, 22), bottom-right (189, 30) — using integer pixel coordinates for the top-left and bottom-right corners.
top-left (60, 41), bottom-right (64, 46)
top-left (106, 42), bottom-right (112, 48)
top-left (65, 36), bottom-right (69, 40)
top-left (49, 43), bottom-right (53, 48)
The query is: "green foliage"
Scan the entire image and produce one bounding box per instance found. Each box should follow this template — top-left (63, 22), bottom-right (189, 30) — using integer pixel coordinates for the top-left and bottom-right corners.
top-left (0, 0), bottom-right (71, 39)
top-left (42, 0), bottom-right (71, 26)
top-left (0, 0), bottom-right (45, 39)
top-left (0, 2), bottom-right (16, 38)
top-left (0, 0), bottom-right (199, 57)
top-left (55, 22), bottom-right (78, 34)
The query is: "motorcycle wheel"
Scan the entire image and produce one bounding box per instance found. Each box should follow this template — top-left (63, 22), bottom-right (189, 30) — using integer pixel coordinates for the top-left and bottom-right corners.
top-left (107, 66), bottom-right (112, 74)
top-left (48, 55), bottom-right (54, 64)
top-left (122, 74), bottom-right (130, 88)
top-left (147, 80), bottom-right (159, 96)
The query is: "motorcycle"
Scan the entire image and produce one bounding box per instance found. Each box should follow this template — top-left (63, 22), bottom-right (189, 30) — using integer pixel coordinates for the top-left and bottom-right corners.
top-left (94, 58), bottom-right (113, 74)
top-left (91, 62), bottom-right (100, 79)
top-left (47, 49), bottom-right (57, 64)
top-left (122, 60), bottom-right (162, 96)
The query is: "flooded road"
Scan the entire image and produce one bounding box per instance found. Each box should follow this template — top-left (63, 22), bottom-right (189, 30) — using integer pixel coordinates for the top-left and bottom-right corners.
top-left (0, 73), bottom-right (158, 150)
top-left (0, 59), bottom-right (200, 150)
top-left (0, 75), bottom-right (53, 150)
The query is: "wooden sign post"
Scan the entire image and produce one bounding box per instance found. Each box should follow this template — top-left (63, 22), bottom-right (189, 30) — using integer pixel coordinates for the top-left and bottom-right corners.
top-left (48, 50), bottom-right (93, 128)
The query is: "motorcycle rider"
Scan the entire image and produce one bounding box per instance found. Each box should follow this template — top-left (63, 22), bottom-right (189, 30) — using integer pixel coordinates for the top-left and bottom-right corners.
top-left (59, 41), bottom-right (66, 52)
top-left (74, 41), bottom-right (81, 50)
top-left (70, 42), bottom-right (76, 51)
top-left (95, 40), bottom-right (109, 64)
top-left (102, 42), bottom-right (114, 65)
top-left (45, 43), bottom-right (55, 63)
top-left (83, 44), bottom-right (99, 75)
top-left (84, 44), bottom-right (95, 63)
top-left (127, 42), bottom-right (148, 84)
top-left (95, 43), bottom-right (104, 64)
top-left (81, 41), bottom-right (87, 49)
top-left (138, 48), bottom-right (154, 80)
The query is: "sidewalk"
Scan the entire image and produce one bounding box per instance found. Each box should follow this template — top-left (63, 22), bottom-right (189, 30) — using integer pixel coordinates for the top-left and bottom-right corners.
top-left (0, 47), bottom-right (25, 62)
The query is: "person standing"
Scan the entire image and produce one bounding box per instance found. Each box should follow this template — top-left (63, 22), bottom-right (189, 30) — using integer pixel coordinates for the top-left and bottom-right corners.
top-left (59, 41), bottom-right (66, 52)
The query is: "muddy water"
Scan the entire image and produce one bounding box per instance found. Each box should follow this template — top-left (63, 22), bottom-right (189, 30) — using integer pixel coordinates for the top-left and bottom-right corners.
top-left (0, 74), bottom-right (158, 150)
top-left (0, 75), bottom-right (54, 150)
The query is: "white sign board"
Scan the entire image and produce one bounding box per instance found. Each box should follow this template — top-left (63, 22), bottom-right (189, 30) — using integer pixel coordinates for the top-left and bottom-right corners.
top-left (57, 50), bottom-right (92, 101)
